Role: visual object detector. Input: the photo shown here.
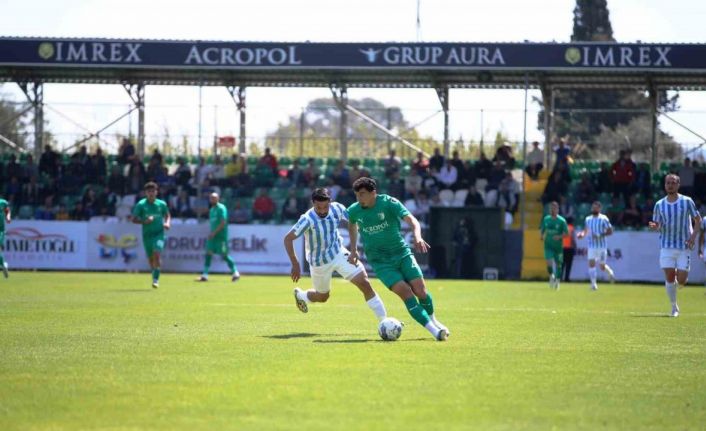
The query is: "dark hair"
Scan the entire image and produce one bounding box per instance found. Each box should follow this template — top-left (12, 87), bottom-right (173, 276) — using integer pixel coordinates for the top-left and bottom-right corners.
top-left (592, 201), bottom-right (602, 207)
top-left (311, 188), bottom-right (331, 202)
top-left (144, 181), bottom-right (158, 191)
top-left (352, 177), bottom-right (377, 192)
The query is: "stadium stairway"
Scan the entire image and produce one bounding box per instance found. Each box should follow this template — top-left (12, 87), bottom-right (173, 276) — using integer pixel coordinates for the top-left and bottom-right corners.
top-left (519, 170), bottom-right (550, 279)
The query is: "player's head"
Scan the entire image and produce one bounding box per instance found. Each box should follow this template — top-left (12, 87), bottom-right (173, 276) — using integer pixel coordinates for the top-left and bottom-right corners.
top-left (311, 188), bottom-right (331, 218)
top-left (664, 173), bottom-right (680, 194)
top-left (209, 192), bottom-right (220, 206)
top-left (144, 182), bottom-right (158, 201)
top-left (591, 201), bottom-right (602, 215)
top-left (352, 177), bottom-right (377, 208)
top-left (549, 201), bottom-right (559, 216)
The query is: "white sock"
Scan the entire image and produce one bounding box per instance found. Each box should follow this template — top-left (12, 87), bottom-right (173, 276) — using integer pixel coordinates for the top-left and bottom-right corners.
top-left (604, 265), bottom-right (614, 278)
top-left (297, 289), bottom-right (312, 303)
top-left (429, 313), bottom-right (446, 329)
top-left (665, 282), bottom-right (677, 307)
top-left (424, 321), bottom-right (441, 337)
top-left (365, 295), bottom-right (387, 321)
top-left (588, 267), bottom-right (597, 284)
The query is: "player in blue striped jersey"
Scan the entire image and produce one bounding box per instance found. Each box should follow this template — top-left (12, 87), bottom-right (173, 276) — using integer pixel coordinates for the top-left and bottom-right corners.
top-left (576, 201), bottom-right (615, 290)
top-left (648, 174), bottom-right (701, 317)
top-left (698, 217), bottom-right (706, 288)
top-left (283, 188), bottom-right (387, 322)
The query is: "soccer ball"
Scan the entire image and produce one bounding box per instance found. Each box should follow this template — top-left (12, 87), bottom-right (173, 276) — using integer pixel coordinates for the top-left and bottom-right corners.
top-left (378, 317), bottom-right (403, 341)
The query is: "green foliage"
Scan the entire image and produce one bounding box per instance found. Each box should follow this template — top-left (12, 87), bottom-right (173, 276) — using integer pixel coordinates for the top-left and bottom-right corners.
top-left (0, 97), bottom-right (30, 151)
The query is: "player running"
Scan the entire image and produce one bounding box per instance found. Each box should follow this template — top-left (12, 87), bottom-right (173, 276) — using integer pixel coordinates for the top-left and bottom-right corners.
top-left (283, 188), bottom-right (387, 323)
top-left (540, 201), bottom-right (569, 290)
top-left (698, 216), bottom-right (706, 289)
top-left (131, 182), bottom-right (171, 288)
top-left (0, 197), bottom-right (10, 278)
top-left (196, 192), bottom-right (240, 282)
top-left (648, 174), bottom-right (701, 317)
top-left (347, 177), bottom-right (449, 341)
top-left (576, 201), bottom-right (616, 290)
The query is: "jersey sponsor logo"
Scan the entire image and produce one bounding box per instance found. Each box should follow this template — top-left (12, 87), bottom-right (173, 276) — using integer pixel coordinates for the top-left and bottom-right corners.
top-left (377, 212), bottom-right (385, 221)
top-left (361, 220), bottom-right (390, 235)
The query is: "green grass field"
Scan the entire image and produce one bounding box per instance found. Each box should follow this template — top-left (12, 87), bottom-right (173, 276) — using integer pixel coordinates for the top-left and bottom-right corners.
top-left (1, 272), bottom-right (705, 430)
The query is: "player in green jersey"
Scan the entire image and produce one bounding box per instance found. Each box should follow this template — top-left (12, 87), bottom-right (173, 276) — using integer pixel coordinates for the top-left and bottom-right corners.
top-left (347, 177), bottom-right (449, 341)
top-left (540, 201), bottom-right (569, 290)
top-left (196, 192), bottom-right (240, 282)
top-left (131, 182), bottom-right (171, 288)
top-left (0, 197), bottom-right (11, 278)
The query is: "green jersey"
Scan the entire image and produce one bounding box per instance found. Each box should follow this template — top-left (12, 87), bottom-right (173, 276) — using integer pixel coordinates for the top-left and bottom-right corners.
top-left (347, 194), bottom-right (411, 263)
top-left (132, 198), bottom-right (169, 237)
top-left (0, 198), bottom-right (8, 232)
top-left (540, 215), bottom-right (568, 249)
top-left (209, 202), bottom-right (228, 242)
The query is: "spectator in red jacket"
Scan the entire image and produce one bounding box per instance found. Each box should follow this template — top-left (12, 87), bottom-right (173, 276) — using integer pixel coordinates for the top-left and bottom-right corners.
top-left (253, 189), bottom-right (275, 221)
top-left (610, 150), bottom-right (636, 203)
top-left (259, 147), bottom-right (278, 174)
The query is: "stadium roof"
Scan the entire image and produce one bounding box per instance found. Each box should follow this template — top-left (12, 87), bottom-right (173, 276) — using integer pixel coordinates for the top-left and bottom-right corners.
top-left (1, 37), bottom-right (706, 89)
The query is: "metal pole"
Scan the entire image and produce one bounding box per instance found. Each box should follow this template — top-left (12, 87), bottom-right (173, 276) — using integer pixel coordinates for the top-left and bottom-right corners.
top-left (340, 87), bottom-right (348, 161)
top-left (386, 108), bottom-right (392, 153)
top-left (299, 108), bottom-right (305, 157)
top-left (436, 87), bottom-right (450, 157)
top-left (238, 87), bottom-right (246, 155)
top-left (479, 109), bottom-right (484, 156)
top-left (649, 84), bottom-right (659, 173)
top-left (213, 105), bottom-right (218, 156)
top-left (198, 85), bottom-right (202, 156)
top-left (33, 83), bottom-right (44, 160)
top-left (136, 84), bottom-right (145, 158)
top-left (521, 74), bottom-right (529, 230)
top-left (548, 90), bottom-right (556, 168)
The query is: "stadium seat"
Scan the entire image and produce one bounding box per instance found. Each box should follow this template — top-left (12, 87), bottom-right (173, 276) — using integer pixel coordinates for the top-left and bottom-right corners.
top-left (184, 218), bottom-right (198, 225)
top-left (439, 189), bottom-right (454, 206)
top-left (18, 205), bottom-right (34, 219)
top-left (404, 199), bottom-right (417, 214)
top-left (170, 218), bottom-right (184, 225)
top-left (453, 189), bottom-right (468, 207)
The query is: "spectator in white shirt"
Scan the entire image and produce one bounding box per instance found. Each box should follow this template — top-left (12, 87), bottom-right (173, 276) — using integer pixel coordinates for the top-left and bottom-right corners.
top-left (525, 141), bottom-right (544, 180)
top-left (434, 160), bottom-right (458, 190)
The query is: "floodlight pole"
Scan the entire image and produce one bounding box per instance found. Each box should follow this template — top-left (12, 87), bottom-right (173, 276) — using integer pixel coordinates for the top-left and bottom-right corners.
top-left (330, 85), bottom-right (348, 161)
top-left (123, 83), bottom-right (145, 158)
top-left (539, 79), bottom-right (553, 169)
top-left (227, 86), bottom-right (247, 155)
top-left (648, 79), bottom-right (659, 173)
top-left (18, 81), bottom-right (44, 159)
top-left (436, 86), bottom-right (450, 157)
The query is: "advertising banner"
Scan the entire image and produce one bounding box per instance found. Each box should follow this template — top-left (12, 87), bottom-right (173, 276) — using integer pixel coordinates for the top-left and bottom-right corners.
top-left (3, 221), bottom-right (87, 269)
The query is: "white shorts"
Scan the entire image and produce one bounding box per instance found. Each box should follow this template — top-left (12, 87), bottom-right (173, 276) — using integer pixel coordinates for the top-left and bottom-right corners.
top-left (310, 248), bottom-right (365, 293)
top-left (587, 248), bottom-right (607, 263)
top-left (659, 249), bottom-right (691, 271)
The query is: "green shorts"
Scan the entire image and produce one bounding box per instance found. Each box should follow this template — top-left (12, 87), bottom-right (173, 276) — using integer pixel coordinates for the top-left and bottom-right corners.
top-left (206, 238), bottom-right (228, 255)
top-left (544, 246), bottom-right (563, 262)
top-left (143, 233), bottom-right (165, 257)
top-left (370, 254), bottom-right (423, 289)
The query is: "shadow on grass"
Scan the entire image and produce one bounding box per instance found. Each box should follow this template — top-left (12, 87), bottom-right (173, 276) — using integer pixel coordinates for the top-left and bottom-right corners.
top-left (630, 314), bottom-right (671, 318)
top-left (262, 332), bottom-right (320, 340)
top-left (313, 337), bottom-right (428, 344)
top-left (109, 289), bottom-right (154, 293)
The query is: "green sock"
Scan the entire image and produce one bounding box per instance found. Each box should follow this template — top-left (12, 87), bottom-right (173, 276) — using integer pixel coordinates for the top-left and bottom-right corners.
top-left (404, 297), bottom-right (431, 326)
top-left (419, 293), bottom-right (434, 316)
top-left (0, 255), bottom-right (4, 266)
top-left (555, 261), bottom-right (563, 279)
top-left (224, 255), bottom-right (237, 273)
top-left (547, 266), bottom-right (553, 276)
top-left (152, 269), bottom-right (160, 281)
top-left (203, 254), bottom-right (212, 275)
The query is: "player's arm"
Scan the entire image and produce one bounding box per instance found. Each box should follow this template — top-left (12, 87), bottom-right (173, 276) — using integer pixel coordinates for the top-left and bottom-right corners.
top-left (576, 226), bottom-right (588, 239)
top-left (283, 230), bottom-right (301, 282)
top-left (163, 206), bottom-right (171, 230)
top-left (4, 207), bottom-right (10, 224)
top-left (130, 206), bottom-right (152, 225)
top-left (699, 224), bottom-right (705, 259)
top-left (648, 206), bottom-right (660, 231)
top-left (209, 219), bottom-right (226, 239)
top-left (686, 213), bottom-right (701, 249)
top-left (348, 222), bottom-right (360, 265)
top-left (403, 213), bottom-right (430, 253)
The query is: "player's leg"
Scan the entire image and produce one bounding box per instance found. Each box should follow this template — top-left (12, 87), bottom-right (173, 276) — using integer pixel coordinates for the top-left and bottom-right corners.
top-left (150, 236), bottom-right (164, 288)
top-left (599, 248), bottom-right (615, 282)
top-left (545, 248), bottom-right (556, 289)
top-left (660, 249), bottom-right (678, 316)
top-left (588, 258), bottom-right (598, 290)
top-left (221, 245), bottom-right (240, 281)
top-left (198, 250), bottom-right (214, 281)
top-left (336, 252), bottom-right (387, 321)
top-left (293, 263), bottom-right (332, 313)
top-left (553, 247), bottom-right (564, 290)
top-left (388, 279), bottom-right (446, 341)
top-left (401, 254), bottom-right (449, 335)
top-left (0, 231), bottom-right (7, 278)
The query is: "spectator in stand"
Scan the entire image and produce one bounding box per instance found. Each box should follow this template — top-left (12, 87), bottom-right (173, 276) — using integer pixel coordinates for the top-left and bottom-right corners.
top-left (641, 196), bottom-right (655, 226)
top-left (525, 141), bottom-right (544, 180)
top-left (302, 158), bottom-right (321, 185)
top-left (210, 155), bottom-right (226, 186)
top-left (281, 189), bottom-right (307, 221)
top-left (486, 160), bottom-right (506, 193)
top-left (541, 171), bottom-right (568, 205)
top-left (450, 150), bottom-right (464, 174)
top-left (558, 195), bottom-right (575, 220)
top-left (22, 154), bottom-right (38, 182)
top-left (96, 187), bottom-right (118, 216)
top-left (259, 147), bottom-right (278, 174)
top-left (93, 148), bottom-right (107, 183)
top-left (460, 160), bottom-right (476, 189)
top-left (324, 178), bottom-right (341, 201)
top-left (384, 149), bottom-right (402, 179)
top-left (149, 149), bottom-right (163, 166)
top-left (70, 201), bottom-right (90, 221)
top-left (224, 153), bottom-right (248, 188)
top-left (68, 153), bottom-right (87, 183)
top-left (576, 173), bottom-right (596, 204)
top-left (6, 176), bottom-right (21, 204)
top-left (107, 165), bottom-right (126, 196)
top-left (75, 145), bottom-right (89, 164)
top-left (253, 189), bottom-right (275, 221)
top-left (474, 152), bottom-right (492, 180)
top-left (412, 151), bottom-right (430, 178)
top-left (349, 160), bottom-right (365, 184)
top-left (22, 175), bottom-right (41, 206)
top-left (595, 161), bottom-right (613, 195)
top-left (610, 150), bottom-right (636, 203)
top-left (253, 158), bottom-right (276, 187)
top-left (174, 157), bottom-right (192, 191)
top-left (622, 194), bottom-right (642, 228)
top-left (464, 184), bottom-right (484, 206)
top-left (6, 154), bottom-right (22, 181)
top-left (606, 195), bottom-right (625, 226)
top-left (285, 159), bottom-right (305, 188)
top-left (634, 162), bottom-right (652, 198)
top-left (146, 157), bottom-right (162, 181)
top-left (413, 191), bottom-right (431, 224)
top-left (678, 157), bottom-right (695, 197)
top-left (553, 138), bottom-right (571, 167)
top-left (172, 189), bottom-right (195, 218)
top-left (127, 159), bottom-right (146, 194)
top-left (429, 147), bottom-right (444, 172)
top-left (336, 188), bottom-right (356, 207)
top-left (117, 138), bottom-right (136, 165)
top-left (230, 200), bottom-right (251, 224)
top-left (387, 171), bottom-right (405, 200)
top-left (493, 145), bottom-right (516, 169)
top-left (497, 172), bottom-right (519, 213)
top-left (329, 160), bottom-right (351, 189)
top-left (404, 166), bottom-right (423, 198)
top-left (434, 160), bottom-right (458, 191)
top-left (39, 145), bottom-right (60, 179)
top-left (193, 157), bottom-right (212, 189)
top-left (81, 188), bottom-right (99, 217)
top-left (55, 204), bottom-right (70, 221)
top-left (35, 196), bottom-right (56, 220)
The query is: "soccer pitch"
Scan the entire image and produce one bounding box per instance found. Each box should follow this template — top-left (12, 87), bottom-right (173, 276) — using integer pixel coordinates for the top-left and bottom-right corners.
top-left (1, 273), bottom-right (704, 430)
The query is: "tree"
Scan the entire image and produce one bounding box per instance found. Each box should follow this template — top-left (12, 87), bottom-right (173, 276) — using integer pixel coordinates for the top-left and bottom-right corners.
top-left (0, 97), bottom-right (30, 151)
top-left (537, 0), bottom-right (679, 160)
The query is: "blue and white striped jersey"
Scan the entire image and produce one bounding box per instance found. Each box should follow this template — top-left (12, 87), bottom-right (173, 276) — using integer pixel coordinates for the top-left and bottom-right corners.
top-left (583, 214), bottom-right (612, 249)
top-left (290, 201), bottom-right (349, 267)
top-left (652, 194), bottom-right (699, 250)
top-left (701, 217), bottom-right (706, 254)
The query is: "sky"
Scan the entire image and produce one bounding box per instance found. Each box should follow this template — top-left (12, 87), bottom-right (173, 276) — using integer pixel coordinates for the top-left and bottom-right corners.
top-left (1, 0), bottom-right (705, 155)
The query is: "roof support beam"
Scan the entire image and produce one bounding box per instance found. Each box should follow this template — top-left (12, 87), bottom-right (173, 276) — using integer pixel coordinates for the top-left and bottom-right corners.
top-left (330, 85), bottom-right (348, 161)
top-left (227, 86), bottom-right (247, 155)
top-left (17, 81), bottom-right (43, 159)
top-left (123, 83), bottom-right (145, 158)
top-left (435, 86), bottom-right (450, 157)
